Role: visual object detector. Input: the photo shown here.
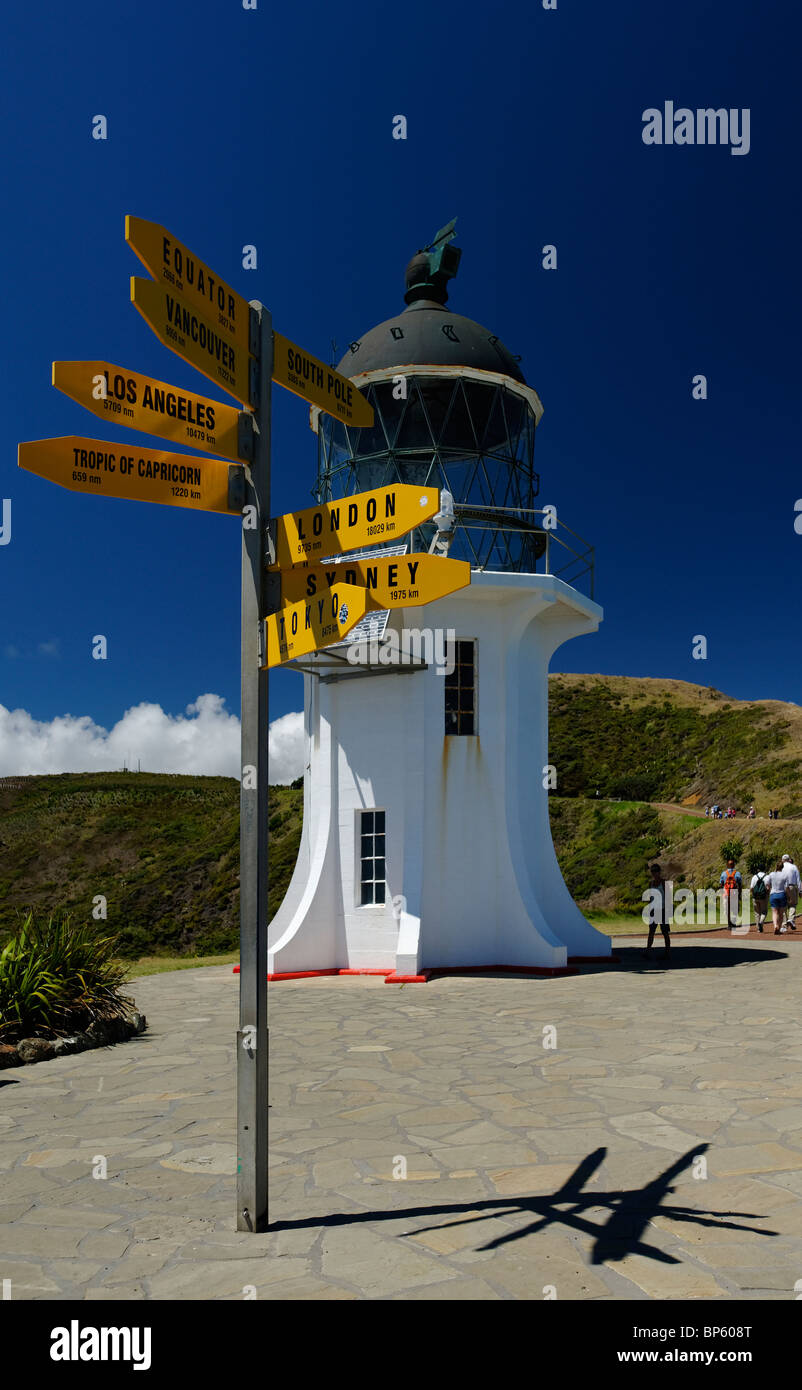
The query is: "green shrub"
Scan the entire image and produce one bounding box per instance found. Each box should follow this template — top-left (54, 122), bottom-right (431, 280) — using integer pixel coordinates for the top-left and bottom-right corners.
top-left (0, 913), bottom-right (133, 1041)
top-left (744, 847), bottom-right (768, 874)
top-left (763, 759), bottom-right (802, 791)
top-left (720, 839), bottom-right (744, 864)
top-left (606, 774), bottom-right (661, 802)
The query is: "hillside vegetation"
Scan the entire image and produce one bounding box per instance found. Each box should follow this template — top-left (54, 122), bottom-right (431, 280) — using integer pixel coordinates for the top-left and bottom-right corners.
top-left (548, 674), bottom-right (802, 913)
top-left (1, 675), bottom-right (800, 949)
top-left (0, 773), bottom-right (301, 957)
top-left (549, 674), bottom-right (802, 814)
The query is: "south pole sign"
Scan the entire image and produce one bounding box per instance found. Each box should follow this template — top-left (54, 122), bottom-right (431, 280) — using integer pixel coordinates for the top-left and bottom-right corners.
top-left (272, 331), bottom-right (373, 428)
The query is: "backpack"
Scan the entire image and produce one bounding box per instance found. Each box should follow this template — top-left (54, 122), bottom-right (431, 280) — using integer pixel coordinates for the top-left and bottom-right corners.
top-left (753, 872), bottom-right (768, 899)
top-left (723, 869), bottom-right (738, 893)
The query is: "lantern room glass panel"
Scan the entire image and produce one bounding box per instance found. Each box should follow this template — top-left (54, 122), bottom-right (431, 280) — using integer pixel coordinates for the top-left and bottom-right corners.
top-left (317, 376), bottom-right (539, 573)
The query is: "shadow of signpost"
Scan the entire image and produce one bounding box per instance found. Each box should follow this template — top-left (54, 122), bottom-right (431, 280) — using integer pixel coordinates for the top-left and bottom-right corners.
top-left (269, 1144), bottom-right (776, 1265)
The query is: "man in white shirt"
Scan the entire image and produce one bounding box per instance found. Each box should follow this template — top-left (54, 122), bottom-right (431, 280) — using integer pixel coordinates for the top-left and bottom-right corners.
top-left (781, 854), bottom-right (799, 931)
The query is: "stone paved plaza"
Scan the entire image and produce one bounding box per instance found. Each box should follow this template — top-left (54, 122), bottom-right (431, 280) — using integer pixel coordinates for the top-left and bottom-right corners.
top-left (1, 937), bottom-right (802, 1300)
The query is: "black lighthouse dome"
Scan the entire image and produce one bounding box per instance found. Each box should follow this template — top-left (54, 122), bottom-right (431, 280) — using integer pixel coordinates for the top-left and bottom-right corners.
top-left (316, 221), bottom-right (544, 572)
top-left (337, 221), bottom-right (526, 383)
top-left (338, 301), bottom-right (526, 382)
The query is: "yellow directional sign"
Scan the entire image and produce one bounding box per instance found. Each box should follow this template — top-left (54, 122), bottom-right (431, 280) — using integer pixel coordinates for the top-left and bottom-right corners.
top-left (131, 277), bottom-right (253, 407)
top-left (52, 360), bottom-right (249, 463)
top-left (18, 436), bottom-right (243, 516)
top-left (125, 215), bottom-right (252, 356)
top-left (273, 332), bottom-right (373, 428)
top-left (262, 583), bottom-right (374, 668)
top-left (271, 484), bottom-right (439, 569)
top-left (280, 552), bottom-right (471, 609)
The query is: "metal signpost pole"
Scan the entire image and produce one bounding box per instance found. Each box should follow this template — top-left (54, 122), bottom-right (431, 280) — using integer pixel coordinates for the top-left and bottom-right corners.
top-left (237, 303), bottom-right (272, 1232)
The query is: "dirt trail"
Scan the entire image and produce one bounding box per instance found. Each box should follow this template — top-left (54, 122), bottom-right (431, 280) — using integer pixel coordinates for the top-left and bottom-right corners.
top-left (651, 802), bottom-right (793, 823)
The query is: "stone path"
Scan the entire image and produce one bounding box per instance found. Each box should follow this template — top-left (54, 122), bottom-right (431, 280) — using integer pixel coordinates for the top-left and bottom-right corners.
top-left (2, 938), bottom-right (802, 1300)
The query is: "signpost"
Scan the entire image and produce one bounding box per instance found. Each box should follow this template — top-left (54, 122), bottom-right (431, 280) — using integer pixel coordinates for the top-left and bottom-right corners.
top-left (279, 552), bottom-right (471, 609)
top-left (272, 331), bottom-right (374, 428)
top-left (237, 304), bottom-right (271, 1234)
top-left (17, 213), bottom-right (471, 1240)
top-left (131, 276), bottom-right (255, 406)
top-left (262, 582), bottom-right (375, 668)
top-left (17, 436), bottom-right (244, 515)
top-left (52, 360), bottom-right (252, 463)
top-left (270, 484), bottom-right (440, 569)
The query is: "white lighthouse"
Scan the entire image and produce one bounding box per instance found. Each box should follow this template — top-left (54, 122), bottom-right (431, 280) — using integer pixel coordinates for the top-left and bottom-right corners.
top-left (268, 223), bottom-right (610, 980)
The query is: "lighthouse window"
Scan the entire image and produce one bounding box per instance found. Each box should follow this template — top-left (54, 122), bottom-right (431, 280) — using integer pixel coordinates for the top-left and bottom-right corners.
top-left (359, 810), bottom-right (386, 906)
top-left (444, 639), bottom-right (476, 735)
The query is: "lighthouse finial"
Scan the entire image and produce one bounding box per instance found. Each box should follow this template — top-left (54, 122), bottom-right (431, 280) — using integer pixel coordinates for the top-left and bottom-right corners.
top-left (404, 218), bottom-right (462, 306)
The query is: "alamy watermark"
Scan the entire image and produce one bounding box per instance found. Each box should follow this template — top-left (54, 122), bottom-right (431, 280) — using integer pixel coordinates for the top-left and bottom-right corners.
top-left (643, 882), bottom-right (755, 930)
top-left (347, 626), bottom-right (456, 676)
top-left (642, 103), bottom-right (750, 156)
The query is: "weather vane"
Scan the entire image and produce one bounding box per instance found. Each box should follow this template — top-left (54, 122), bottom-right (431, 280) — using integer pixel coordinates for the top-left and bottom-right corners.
top-left (406, 218), bottom-right (462, 303)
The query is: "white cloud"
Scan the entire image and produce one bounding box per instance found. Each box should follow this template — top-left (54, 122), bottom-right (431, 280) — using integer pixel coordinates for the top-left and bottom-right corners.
top-left (267, 711), bottom-right (306, 784)
top-left (0, 696), bottom-right (305, 784)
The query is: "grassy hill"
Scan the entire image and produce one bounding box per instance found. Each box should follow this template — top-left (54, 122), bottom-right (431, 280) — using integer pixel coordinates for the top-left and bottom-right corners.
top-left (547, 674), bottom-right (802, 913)
top-left (548, 674), bottom-right (802, 814)
top-left (549, 797), bottom-right (802, 915)
top-left (1, 675), bottom-right (800, 951)
top-left (0, 773), bottom-right (301, 957)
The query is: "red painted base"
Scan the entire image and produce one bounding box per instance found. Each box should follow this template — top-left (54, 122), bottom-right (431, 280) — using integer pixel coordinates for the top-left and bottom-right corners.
top-left (234, 959), bottom-right (615, 981)
top-left (338, 968), bottom-right (395, 976)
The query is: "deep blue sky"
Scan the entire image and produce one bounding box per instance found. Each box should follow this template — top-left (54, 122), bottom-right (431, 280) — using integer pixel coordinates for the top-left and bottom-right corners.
top-left (2, 0), bottom-right (799, 750)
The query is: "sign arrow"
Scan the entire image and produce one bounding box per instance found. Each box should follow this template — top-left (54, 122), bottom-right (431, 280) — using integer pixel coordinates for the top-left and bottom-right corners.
top-left (279, 552), bottom-right (471, 609)
top-left (18, 436), bottom-right (244, 516)
top-left (131, 276), bottom-right (254, 407)
top-left (262, 582), bottom-right (376, 668)
top-left (272, 331), bottom-right (373, 428)
top-left (270, 484), bottom-right (440, 569)
top-left (125, 214), bottom-right (254, 357)
top-left (52, 360), bottom-right (251, 463)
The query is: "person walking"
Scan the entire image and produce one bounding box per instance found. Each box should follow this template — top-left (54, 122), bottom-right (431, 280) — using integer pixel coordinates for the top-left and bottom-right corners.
top-left (750, 866), bottom-right (769, 933)
top-left (781, 854), bottom-right (799, 932)
top-left (643, 862), bottom-right (671, 962)
top-left (765, 861), bottom-right (789, 934)
top-left (719, 858), bottom-right (742, 929)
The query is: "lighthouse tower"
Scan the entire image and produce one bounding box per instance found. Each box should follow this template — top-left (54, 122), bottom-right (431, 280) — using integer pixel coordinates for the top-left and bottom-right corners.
top-left (268, 223), bottom-right (610, 979)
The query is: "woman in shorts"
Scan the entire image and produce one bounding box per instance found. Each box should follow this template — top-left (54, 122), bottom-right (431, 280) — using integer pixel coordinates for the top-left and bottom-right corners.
top-left (764, 861), bottom-right (789, 934)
